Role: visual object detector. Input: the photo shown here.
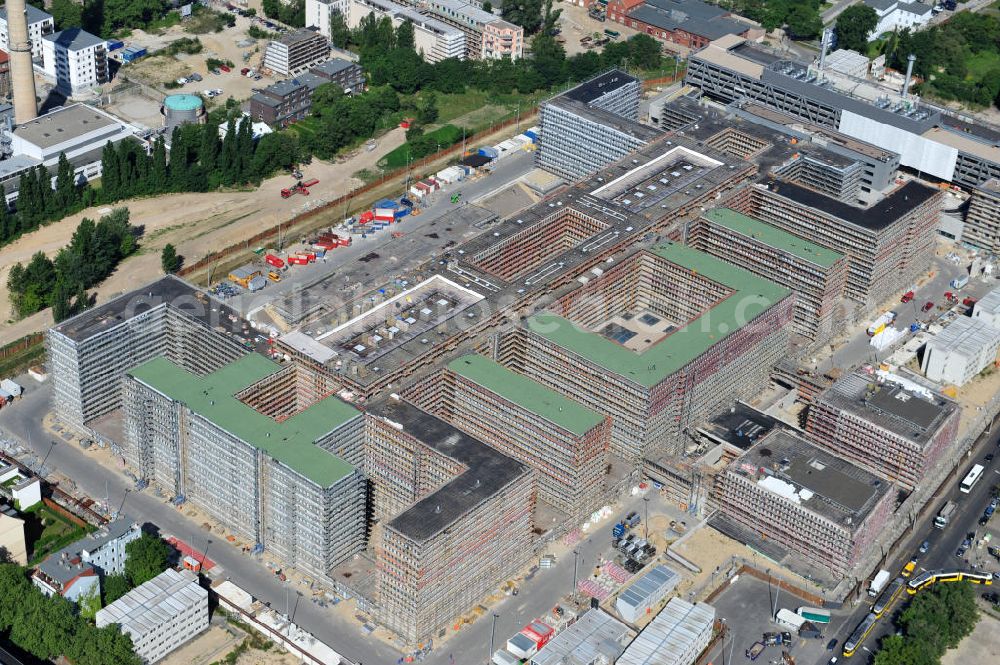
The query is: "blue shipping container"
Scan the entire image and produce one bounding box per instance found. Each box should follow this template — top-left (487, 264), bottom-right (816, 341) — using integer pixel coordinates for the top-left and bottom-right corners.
top-left (395, 208), bottom-right (409, 218)
top-left (122, 47), bottom-right (147, 63)
top-left (478, 146), bottom-right (499, 159)
top-left (375, 198), bottom-right (397, 210)
top-left (107, 40), bottom-right (125, 51)
top-left (524, 129), bottom-right (539, 142)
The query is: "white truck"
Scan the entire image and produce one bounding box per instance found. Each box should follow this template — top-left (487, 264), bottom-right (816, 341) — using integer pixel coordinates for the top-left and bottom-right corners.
top-left (775, 608), bottom-right (807, 630)
top-left (868, 569), bottom-right (891, 598)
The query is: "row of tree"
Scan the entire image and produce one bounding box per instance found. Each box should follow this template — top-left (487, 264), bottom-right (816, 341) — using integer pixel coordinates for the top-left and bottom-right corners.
top-left (716, 0), bottom-right (823, 40)
top-left (874, 581), bottom-right (979, 665)
top-left (884, 12), bottom-right (1000, 108)
top-left (0, 155), bottom-right (89, 248)
top-left (261, 0), bottom-right (306, 28)
top-left (32, 0), bottom-right (172, 38)
top-left (0, 562), bottom-right (140, 665)
top-left (7, 208), bottom-right (136, 321)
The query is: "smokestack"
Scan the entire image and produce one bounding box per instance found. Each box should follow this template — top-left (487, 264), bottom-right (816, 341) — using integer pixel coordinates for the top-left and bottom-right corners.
top-left (903, 54), bottom-right (916, 99)
top-left (818, 28), bottom-right (831, 71)
top-left (6, 0), bottom-right (38, 125)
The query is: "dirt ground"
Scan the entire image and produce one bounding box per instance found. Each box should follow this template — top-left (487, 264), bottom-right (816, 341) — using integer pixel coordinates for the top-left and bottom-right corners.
top-left (941, 612), bottom-right (1000, 665)
top-left (160, 623), bottom-right (300, 665)
top-left (557, 4), bottom-right (643, 56)
top-left (0, 126), bottom-right (407, 340)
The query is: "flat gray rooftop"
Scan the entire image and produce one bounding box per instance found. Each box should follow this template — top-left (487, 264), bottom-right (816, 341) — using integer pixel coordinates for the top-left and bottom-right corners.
top-left (698, 402), bottom-right (781, 451)
top-left (766, 179), bottom-right (936, 231)
top-left (51, 275), bottom-right (247, 343)
top-left (14, 104), bottom-right (120, 150)
top-left (821, 372), bottom-right (957, 447)
top-left (371, 399), bottom-right (528, 543)
top-left (562, 69), bottom-right (638, 105)
top-left (736, 430), bottom-right (890, 527)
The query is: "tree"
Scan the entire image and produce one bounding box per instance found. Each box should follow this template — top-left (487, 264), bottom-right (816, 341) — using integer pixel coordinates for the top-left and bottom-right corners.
top-left (627, 34), bottom-right (662, 70)
top-left (397, 19), bottom-right (416, 51)
top-left (785, 3), bottom-right (822, 41)
top-left (49, 0), bottom-right (83, 31)
top-left (417, 92), bottom-right (439, 125)
top-left (161, 244), bottom-right (181, 274)
top-left (102, 573), bottom-right (131, 606)
top-left (54, 153), bottom-right (78, 212)
top-left (78, 583), bottom-right (102, 620)
top-left (501, 0), bottom-right (544, 34)
top-left (835, 4), bottom-right (878, 53)
top-left (124, 534), bottom-right (172, 587)
top-left (329, 12), bottom-right (352, 49)
top-left (483, 1), bottom-right (493, 12)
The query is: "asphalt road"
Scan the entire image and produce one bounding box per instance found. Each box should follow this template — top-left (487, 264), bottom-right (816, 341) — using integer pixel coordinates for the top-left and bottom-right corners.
top-left (818, 422), bottom-right (1000, 664)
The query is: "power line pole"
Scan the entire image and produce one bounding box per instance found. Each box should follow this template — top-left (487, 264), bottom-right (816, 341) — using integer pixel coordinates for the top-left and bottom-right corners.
top-left (572, 549), bottom-right (580, 597)
top-left (488, 613), bottom-right (499, 663)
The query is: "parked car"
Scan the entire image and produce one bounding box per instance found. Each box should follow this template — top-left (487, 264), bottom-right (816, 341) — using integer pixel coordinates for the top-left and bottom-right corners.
top-left (919, 540), bottom-right (930, 554)
top-left (826, 639), bottom-right (838, 651)
top-left (986, 453), bottom-right (995, 463)
top-left (188, 72), bottom-right (202, 82)
top-left (901, 291), bottom-right (914, 303)
top-left (922, 301), bottom-right (934, 312)
top-left (220, 65), bottom-right (231, 72)
top-left (176, 77), bottom-right (188, 85)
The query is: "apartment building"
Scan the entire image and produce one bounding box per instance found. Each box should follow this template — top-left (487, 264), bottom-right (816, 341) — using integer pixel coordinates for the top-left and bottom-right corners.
top-left (921, 316), bottom-right (1000, 387)
top-left (771, 149), bottom-right (865, 203)
top-left (538, 70), bottom-right (661, 181)
top-left (367, 398), bottom-right (534, 644)
top-left (347, 0), bottom-right (465, 62)
top-left (689, 206), bottom-right (848, 342)
top-left (865, 0), bottom-right (931, 39)
top-left (806, 372), bottom-right (960, 490)
top-left (716, 430), bottom-right (895, 577)
top-left (965, 179), bottom-right (1000, 253)
top-left (424, 0), bottom-right (523, 59)
top-left (306, 0), bottom-right (348, 39)
top-left (42, 28), bottom-right (108, 95)
top-left (47, 276), bottom-right (251, 428)
top-left (123, 354), bottom-right (366, 580)
top-left (724, 179), bottom-right (940, 313)
top-left (0, 49), bottom-right (10, 99)
top-left (263, 28), bottom-right (331, 76)
top-left (249, 58), bottom-right (364, 126)
top-left (408, 354), bottom-right (611, 518)
top-left (311, 57), bottom-right (365, 92)
top-left (500, 243), bottom-right (793, 462)
top-left (96, 568), bottom-right (208, 664)
top-left (0, 3), bottom-right (53, 60)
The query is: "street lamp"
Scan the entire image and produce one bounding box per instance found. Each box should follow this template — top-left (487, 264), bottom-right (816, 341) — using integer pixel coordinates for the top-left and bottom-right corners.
top-left (488, 612), bottom-right (499, 663)
top-left (572, 549), bottom-right (580, 597)
top-left (643, 496), bottom-right (650, 539)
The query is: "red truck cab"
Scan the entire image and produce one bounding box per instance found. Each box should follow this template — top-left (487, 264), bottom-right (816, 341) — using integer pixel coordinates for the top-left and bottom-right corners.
top-left (901, 291), bottom-right (914, 303)
top-left (922, 301), bottom-right (934, 312)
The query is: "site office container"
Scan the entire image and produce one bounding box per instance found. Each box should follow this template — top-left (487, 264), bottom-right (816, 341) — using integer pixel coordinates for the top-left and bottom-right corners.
top-left (265, 254), bottom-right (285, 269)
top-left (288, 255), bottom-right (309, 266)
top-left (297, 251), bottom-right (316, 262)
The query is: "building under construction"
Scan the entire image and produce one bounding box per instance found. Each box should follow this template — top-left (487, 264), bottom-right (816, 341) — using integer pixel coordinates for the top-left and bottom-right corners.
top-left (498, 243), bottom-right (794, 463)
top-left (366, 398), bottom-right (534, 644)
top-left (716, 429), bottom-right (895, 578)
top-left (806, 371), bottom-right (960, 490)
top-left (965, 178), bottom-right (1000, 254)
top-left (724, 179), bottom-right (940, 312)
top-left (122, 354), bottom-right (366, 581)
top-left (47, 276), bottom-right (252, 428)
top-left (689, 206), bottom-right (848, 343)
top-left (406, 354), bottom-right (611, 518)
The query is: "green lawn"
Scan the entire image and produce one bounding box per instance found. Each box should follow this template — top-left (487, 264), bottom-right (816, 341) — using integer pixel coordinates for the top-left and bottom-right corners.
top-left (965, 50), bottom-right (1000, 81)
top-left (24, 505), bottom-right (91, 565)
top-left (380, 124), bottom-right (465, 169)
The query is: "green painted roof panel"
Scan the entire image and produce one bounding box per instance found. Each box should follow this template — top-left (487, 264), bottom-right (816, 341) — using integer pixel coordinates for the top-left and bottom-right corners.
top-left (128, 355), bottom-right (357, 487)
top-left (526, 243), bottom-right (790, 388)
top-left (448, 355), bottom-right (605, 436)
top-left (702, 207), bottom-right (843, 269)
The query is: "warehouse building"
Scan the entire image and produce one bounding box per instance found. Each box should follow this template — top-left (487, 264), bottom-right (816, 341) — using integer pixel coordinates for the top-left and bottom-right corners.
top-left (123, 354), bottom-right (366, 580)
top-left (806, 371), bottom-right (960, 490)
top-left (500, 242), bottom-right (792, 463)
top-left (921, 316), bottom-right (1000, 387)
top-left (262, 29), bottom-right (330, 76)
top-left (690, 206), bottom-right (848, 342)
top-left (617, 598), bottom-right (716, 665)
top-left (368, 398), bottom-right (534, 644)
top-left (407, 354), bottom-right (611, 518)
top-left (724, 179), bottom-right (940, 312)
top-left (537, 70), bottom-right (661, 181)
top-left (684, 34), bottom-right (1000, 188)
top-left (47, 276), bottom-right (250, 428)
top-left (965, 179), bottom-right (1000, 253)
top-left (347, 0), bottom-right (465, 62)
top-left (96, 568), bottom-right (208, 664)
top-left (530, 609), bottom-right (633, 665)
top-left (605, 0), bottom-right (750, 49)
top-left (717, 429), bottom-right (895, 577)
top-left (616, 565), bottom-right (682, 623)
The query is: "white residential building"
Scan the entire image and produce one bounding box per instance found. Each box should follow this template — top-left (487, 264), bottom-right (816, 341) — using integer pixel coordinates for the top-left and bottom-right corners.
top-left (76, 518), bottom-right (142, 575)
top-left (0, 4), bottom-right (54, 60)
top-left (306, 0), bottom-right (348, 39)
top-left (42, 28), bottom-right (109, 95)
top-left (973, 287), bottom-right (1000, 329)
top-left (97, 569), bottom-right (209, 664)
top-left (347, 0), bottom-right (465, 62)
top-left (864, 0), bottom-right (932, 40)
top-left (922, 316), bottom-right (1000, 386)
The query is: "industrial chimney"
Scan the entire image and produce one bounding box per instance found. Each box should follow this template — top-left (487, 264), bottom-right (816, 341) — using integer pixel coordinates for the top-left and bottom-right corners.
top-left (902, 53), bottom-right (916, 99)
top-left (6, 0), bottom-right (38, 124)
top-left (818, 28), bottom-right (832, 71)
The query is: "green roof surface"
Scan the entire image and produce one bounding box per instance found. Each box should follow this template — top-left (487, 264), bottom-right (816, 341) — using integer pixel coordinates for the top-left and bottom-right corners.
top-left (702, 207), bottom-right (843, 269)
top-left (526, 243), bottom-right (791, 388)
top-left (128, 355), bottom-right (357, 487)
top-left (448, 355), bottom-right (605, 437)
